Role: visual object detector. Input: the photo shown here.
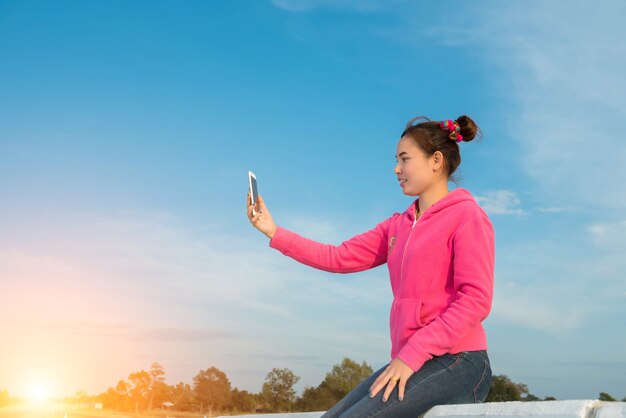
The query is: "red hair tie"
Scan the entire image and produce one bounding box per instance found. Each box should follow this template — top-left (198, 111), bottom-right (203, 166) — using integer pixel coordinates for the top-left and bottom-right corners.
top-left (439, 119), bottom-right (463, 142)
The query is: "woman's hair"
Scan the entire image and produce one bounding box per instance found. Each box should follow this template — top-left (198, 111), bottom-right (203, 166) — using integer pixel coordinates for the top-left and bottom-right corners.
top-left (400, 115), bottom-right (482, 185)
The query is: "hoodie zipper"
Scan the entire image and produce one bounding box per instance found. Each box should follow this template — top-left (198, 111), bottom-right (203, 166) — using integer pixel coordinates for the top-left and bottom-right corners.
top-left (398, 191), bottom-right (455, 280)
top-left (400, 208), bottom-right (422, 279)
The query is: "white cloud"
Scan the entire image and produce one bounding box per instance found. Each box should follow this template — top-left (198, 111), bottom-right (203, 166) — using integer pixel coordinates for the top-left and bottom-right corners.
top-left (373, 1), bottom-right (626, 212)
top-left (588, 219), bottom-right (626, 249)
top-left (481, 2), bottom-right (626, 211)
top-left (536, 206), bottom-right (576, 213)
top-left (475, 189), bottom-right (526, 216)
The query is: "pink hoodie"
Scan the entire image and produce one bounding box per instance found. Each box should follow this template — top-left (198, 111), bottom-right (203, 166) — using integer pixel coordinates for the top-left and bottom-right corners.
top-left (268, 187), bottom-right (495, 373)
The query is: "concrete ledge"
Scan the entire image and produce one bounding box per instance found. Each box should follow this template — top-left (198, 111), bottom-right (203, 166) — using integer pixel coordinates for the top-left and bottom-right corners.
top-left (216, 401), bottom-right (626, 418)
top-left (423, 400), bottom-right (626, 417)
top-left (595, 402), bottom-right (626, 418)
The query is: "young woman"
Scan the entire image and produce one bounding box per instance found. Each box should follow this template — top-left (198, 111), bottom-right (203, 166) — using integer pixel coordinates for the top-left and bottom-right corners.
top-left (246, 115), bottom-right (495, 418)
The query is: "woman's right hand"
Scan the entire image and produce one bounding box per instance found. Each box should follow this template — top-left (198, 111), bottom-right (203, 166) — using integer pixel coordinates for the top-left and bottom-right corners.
top-left (247, 192), bottom-right (277, 240)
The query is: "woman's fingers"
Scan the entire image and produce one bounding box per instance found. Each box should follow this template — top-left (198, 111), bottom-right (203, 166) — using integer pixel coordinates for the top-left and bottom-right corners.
top-left (247, 195), bottom-right (259, 221)
top-left (246, 192), bottom-right (276, 239)
top-left (369, 372), bottom-right (391, 399)
top-left (246, 192), bottom-right (254, 213)
top-left (246, 192), bottom-right (252, 214)
top-left (246, 192), bottom-right (258, 215)
top-left (257, 194), bottom-right (268, 211)
top-left (382, 377), bottom-right (398, 402)
top-left (370, 375), bottom-right (402, 403)
top-left (397, 378), bottom-right (406, 401)
top-left (368, 375), bottom-right (380, 397)
top-left (368, 359), bottom-right (412, 402)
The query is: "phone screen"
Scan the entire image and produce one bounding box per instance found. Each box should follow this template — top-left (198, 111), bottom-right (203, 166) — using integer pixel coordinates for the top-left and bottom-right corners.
top-left (250, 175), bottom-right (258, 205)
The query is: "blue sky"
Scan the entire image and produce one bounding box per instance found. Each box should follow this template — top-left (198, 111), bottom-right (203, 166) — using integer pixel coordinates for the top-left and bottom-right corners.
top-left (1, 0), bottom-right (625, 401)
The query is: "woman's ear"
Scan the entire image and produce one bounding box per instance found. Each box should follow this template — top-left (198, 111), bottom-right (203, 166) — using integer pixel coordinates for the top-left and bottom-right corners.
top-left (432, 151), bottom-right (444, 171)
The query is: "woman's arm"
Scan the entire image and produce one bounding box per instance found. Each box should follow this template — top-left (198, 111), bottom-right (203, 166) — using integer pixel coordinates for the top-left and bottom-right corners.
top-left (268, 214), bottom-right (397, 273)
top-left (395, 212), bottom-right (495, 372)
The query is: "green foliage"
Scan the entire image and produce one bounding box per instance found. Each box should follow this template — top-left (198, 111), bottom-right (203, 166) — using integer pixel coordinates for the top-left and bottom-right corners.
top-left (599, 392), bottom-right (616, 401)
top-left (295, 384), bottom-right (337, 411)
top-left (92, 359), bottom-right (626, 414)
top-left (484, 374), bottom-right (554, 402)
top-left (128, 369), bottom-right (151, 413)
top-left (485, 374), bottom-right (528, 402)
top-left (147, 362), bottom-right (167, 410)
top-left (227, 388), bottom-right (258, 413)
top-left (260, 367), bottom-right (300, 412)
top-left (169, 382), bottom-right (195, 411)
top-left (324, 358), bottom-right (373, 399)
top-left (295, 357), bottom-right (373, 412)
top-left (193, 366), bottom-right (232, 414)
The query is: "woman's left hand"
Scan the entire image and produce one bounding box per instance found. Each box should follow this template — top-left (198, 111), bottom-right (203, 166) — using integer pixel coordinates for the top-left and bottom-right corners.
top-left (369, 358), bottom-right (414, 402)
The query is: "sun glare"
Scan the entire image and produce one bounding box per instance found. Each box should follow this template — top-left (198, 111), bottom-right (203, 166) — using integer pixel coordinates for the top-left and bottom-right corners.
top-left (27, 382), bottom-right (50, 402)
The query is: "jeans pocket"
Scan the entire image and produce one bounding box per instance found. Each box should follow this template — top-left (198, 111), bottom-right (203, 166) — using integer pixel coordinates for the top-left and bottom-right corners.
top-left (472, 359), bottom-right (492, 403)
top-left (476, 350), bottom-right (490, 362)
top-left (438, 352), bottom-right (465, 371)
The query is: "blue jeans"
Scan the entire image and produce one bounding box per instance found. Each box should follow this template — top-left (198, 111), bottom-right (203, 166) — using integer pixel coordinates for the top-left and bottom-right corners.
top-left (320, 350), bottom-right (492, 418)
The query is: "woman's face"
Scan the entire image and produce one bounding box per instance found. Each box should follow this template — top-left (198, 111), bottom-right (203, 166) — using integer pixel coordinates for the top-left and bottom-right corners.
top-left (394, 136), bottom-right (442, 196)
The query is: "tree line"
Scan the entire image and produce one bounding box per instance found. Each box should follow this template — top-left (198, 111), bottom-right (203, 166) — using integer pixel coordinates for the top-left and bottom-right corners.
top-left (1, 358), bottom-right (625, 414)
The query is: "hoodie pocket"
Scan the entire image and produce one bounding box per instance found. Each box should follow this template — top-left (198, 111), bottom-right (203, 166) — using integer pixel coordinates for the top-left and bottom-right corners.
top-left (391, 299), bottom-right (424, 348)
top-left (414, 300), bottom-right (424, 328)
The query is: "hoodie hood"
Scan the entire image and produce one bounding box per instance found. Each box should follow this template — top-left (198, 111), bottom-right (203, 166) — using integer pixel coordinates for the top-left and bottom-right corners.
top-left (404, 187), bottom-right (476, 222)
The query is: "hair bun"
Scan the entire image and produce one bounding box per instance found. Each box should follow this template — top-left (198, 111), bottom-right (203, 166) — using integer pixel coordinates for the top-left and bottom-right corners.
top-left (455, 115), bottom-right (482, 142)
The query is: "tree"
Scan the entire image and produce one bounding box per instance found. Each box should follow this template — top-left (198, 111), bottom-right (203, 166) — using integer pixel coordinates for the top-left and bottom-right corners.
top-left (99, 387), bottom-right (123, 410)
top-left (295, 385), bottom-right (336, 412)
top-left (128, 370), bottom-right (151, 413)
top-left (193, 366), bottom-right (232, 415)
top-left (115, 379), bottom-right (129, 396)
top-left (295, 358), bottom-right (373, 412)
top-left (228, 388), bottom-right (258, 413)
top-left (261, 367), bottom-right (300, 412)
top-left (104, 379), bottom-right (133, 411)
top-left (599, 392), bottom-right (616, 401)
top-left (485, 374), bottom-right (528, 402)
top-left (148, 362), bottom-right (167, 411)
top-left (170, 382), bottom-right (195, 411)
top-left (322, 358), bottom-right (373, 400)
top-left (110, 380), bottom-right (132, 411)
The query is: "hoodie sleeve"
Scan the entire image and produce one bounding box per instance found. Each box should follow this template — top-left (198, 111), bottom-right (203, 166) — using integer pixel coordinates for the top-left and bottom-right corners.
top-left (395, 212), bottom-right (495, 372)
top-left (267, 214), bottom-right (397, 274)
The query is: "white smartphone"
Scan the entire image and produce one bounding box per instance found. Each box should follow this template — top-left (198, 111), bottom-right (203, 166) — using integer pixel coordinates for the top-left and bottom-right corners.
top-left (248, 170), bottom-right (258, 216)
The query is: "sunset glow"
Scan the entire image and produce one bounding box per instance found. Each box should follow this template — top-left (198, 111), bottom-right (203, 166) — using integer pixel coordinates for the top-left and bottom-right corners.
top-left (27, 382), bottom-right (50, 402)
